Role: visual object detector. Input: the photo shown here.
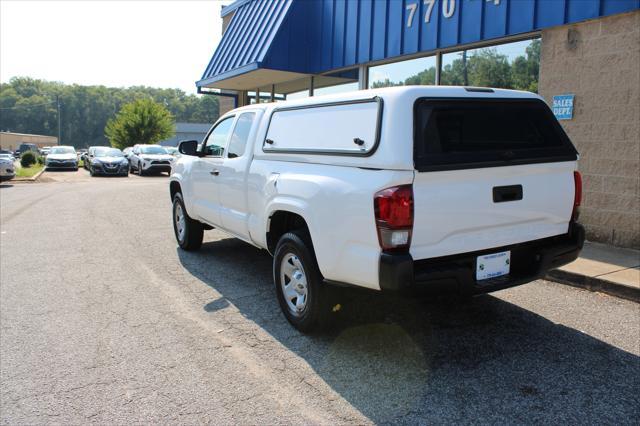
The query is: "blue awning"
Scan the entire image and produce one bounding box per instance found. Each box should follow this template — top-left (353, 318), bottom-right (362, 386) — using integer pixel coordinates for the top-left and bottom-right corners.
top-left (199, 0), bottom-right (639, 91)
top-left (197, 0), bottom-right (305, 90)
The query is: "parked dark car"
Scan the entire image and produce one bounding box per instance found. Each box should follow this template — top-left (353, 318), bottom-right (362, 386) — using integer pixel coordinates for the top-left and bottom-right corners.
top-left (87, 147), bottom-right (129, 177)
top-left (15, 143), bottom-right (38, 158)
top-left (83, 146), bottom-right (102, 170)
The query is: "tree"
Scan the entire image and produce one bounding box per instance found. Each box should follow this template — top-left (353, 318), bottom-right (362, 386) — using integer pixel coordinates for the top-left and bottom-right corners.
top-left (105, 98), bottom-right (175, 149)
top-left (0, 77), bottom-right (219, 148)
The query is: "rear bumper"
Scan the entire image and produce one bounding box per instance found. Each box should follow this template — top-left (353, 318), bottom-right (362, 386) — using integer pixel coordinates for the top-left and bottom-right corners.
top-left (379, 223), bottom-right (585, 294)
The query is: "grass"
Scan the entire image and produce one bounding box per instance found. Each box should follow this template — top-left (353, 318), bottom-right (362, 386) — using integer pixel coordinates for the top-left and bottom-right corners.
top-left (16, 163), bottom-right (44, 178)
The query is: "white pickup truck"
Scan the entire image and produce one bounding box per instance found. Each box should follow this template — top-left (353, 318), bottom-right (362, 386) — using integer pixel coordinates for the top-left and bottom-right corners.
top-left (169, 86), bottom-right (584, 332)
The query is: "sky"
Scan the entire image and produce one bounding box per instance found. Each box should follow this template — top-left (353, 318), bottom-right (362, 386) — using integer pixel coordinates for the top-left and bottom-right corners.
top-left (0, 0), bottom-right (232, 94)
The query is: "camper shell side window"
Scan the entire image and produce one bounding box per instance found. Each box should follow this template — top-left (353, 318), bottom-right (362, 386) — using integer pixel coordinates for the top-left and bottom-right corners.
top-left (262, 97), bottom-right (383, 157)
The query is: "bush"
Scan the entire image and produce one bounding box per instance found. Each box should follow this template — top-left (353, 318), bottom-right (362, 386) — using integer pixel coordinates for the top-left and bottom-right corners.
top-left (20, 151), bottom-right (37, 167)
top-left (37, 155), bottom-right (44, 165)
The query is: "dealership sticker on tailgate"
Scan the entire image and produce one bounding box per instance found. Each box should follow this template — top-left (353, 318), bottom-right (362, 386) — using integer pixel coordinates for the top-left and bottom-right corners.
top-left (476, 251), bottom-right (511, 281)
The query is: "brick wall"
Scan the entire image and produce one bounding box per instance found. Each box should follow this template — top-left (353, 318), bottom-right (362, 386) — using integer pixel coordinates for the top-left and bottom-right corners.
top-left (539, 10), bottom-right (640, 249)
top-left (218, 96), bottom-right (236, 115)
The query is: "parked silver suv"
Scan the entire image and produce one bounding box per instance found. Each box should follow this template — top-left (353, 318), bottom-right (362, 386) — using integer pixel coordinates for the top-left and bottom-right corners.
top-left (129, 144), bottom-right (175, 176)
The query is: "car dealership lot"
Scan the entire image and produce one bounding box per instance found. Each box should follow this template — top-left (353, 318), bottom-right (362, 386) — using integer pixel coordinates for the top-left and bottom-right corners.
top-left (0, 176), bottom-right (638, 424)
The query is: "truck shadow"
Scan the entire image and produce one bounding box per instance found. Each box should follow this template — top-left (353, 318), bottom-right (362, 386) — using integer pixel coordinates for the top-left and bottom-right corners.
top-left (177, 236), bottom-right (640, 424)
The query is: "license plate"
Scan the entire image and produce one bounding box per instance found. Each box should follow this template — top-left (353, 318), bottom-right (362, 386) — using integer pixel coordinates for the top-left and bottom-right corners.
top-left (476, 250), bottom-right (511, 281)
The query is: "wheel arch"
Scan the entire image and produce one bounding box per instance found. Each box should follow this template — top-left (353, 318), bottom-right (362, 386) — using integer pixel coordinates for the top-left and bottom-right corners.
top-left (267, 210), bottom-right (313, 255)
top-left (169, 180), bottom-right (181, 202)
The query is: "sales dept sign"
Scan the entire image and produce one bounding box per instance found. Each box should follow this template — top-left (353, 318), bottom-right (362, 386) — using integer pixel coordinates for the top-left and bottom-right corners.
top-left (552, 94), bottom-right (575, 120)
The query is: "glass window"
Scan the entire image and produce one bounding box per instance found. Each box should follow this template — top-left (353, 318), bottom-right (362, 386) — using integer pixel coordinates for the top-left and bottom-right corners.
top-left (314, 82), bottom-right (358, 96)
top-left (227, 112), bottom-right (255, 159)
top-left (139, 145), bottom-right (166, 154)
top-left (265, 99), bottom-right (379, 154)
top-left (413, 98), bottom-right (577, 170)
top-left (95, 148), bottom-right (123, 157)
top-left (440, 38), bottom-right (541, 92)
top-left (50, 146), bottom-right (76, 154)
top-left (368, 56), bottom-right (436, 88)
top-left (203, 117), bottom-right (234, 157)
top-left (287, 90), bottom-right (309, 101)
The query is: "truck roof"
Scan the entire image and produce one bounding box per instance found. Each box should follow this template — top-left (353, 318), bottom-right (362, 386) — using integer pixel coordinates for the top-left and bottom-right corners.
top-left (229, 85), bottom-right (542, 116)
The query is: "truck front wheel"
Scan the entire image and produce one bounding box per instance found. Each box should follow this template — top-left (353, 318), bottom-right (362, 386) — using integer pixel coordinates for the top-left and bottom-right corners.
top-left (274, 231), bottom-right (328, 332)
top-left (172, 192), bottom-right (203, 251)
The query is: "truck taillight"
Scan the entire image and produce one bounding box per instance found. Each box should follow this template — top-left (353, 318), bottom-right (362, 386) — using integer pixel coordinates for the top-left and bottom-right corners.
top-left (572, 171), bottom-right (582, 221)
top-left (374, 185), bottom-right (413, 252)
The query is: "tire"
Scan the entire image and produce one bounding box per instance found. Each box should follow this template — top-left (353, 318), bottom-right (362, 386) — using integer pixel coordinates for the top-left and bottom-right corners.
top-left (172, 192), bottom-right (203, 251)
top-left (89, 167), bottom-right (94, 177)
top-left (138, 162), bottom-right (144, 176)
top-left (273, 231), bottom-right (329, 333)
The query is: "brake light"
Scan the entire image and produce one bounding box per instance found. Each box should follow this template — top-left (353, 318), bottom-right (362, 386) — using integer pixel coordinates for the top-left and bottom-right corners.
top-left (374, 185), bottom-right (414, 252)
top-left (572, 171), bottom-right (582, 221)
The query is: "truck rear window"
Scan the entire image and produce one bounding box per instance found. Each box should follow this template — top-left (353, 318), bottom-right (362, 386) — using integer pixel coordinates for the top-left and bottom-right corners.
top-left (413, 98), bottom-right (578, 171)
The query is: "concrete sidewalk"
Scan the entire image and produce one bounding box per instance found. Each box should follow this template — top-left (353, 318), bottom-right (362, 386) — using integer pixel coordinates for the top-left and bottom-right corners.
top-left (547, 242), bottom-right (640, 302)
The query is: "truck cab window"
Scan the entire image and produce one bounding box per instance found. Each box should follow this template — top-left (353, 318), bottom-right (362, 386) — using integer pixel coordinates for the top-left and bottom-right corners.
top-left (227, 112), bottom-right (255, 159)
top-left (203, 116), bottom-right (234, 157)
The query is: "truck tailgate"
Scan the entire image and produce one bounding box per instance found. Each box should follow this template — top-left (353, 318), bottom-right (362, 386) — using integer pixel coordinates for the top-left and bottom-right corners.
top-left (411, 161), bottom-right (576, 260)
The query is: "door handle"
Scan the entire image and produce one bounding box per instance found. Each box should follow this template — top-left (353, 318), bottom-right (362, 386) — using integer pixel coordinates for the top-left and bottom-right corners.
top-left (210, 169), bottom-right (220, 176)
top-left (493, 185), bottom-right (523, 203)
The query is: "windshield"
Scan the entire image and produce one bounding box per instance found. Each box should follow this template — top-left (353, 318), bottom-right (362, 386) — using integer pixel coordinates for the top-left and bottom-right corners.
top-left (0, 154), bottom-right (12, 160)
top-left (164, 147), bottom-right (177, 154)
top-left (50, 147), bottom-right (76, 155)
top-left (95, 148), bottom-right (123, 157)
top-left (140, 146), bottom-right (166, 154)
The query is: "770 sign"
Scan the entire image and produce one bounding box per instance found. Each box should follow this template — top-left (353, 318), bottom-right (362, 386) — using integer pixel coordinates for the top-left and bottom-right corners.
top-left (406, 0), bottom-right (502, 27)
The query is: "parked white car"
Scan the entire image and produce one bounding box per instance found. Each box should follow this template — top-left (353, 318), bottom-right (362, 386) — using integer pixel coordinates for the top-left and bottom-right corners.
top-left (0, 153), bottom-right (15, 181)
top-left (129, 144), bottom-right (175, 175)
top-left (45, 146), bottom-right (78, 170)
top-left (169, 86), bottom-right (585, 331)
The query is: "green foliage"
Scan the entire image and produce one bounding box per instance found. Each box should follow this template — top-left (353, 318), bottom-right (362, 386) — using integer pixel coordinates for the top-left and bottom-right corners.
top-left (371, 39), bottom-right (541, 93)
top-left (105, 99), bottom-right (175, 149)
top-left (0, 77), bottom-right (220, 148)
top-left (20, 151), bottom-right (36, 167)
top-left (37, 155), bottom-right (44, 165)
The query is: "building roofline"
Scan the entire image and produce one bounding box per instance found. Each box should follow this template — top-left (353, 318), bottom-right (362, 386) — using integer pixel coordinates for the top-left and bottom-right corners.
top-left (0, 131), bottom-right (57, 138)
top-left (221, 0), bottom-right (250, 18)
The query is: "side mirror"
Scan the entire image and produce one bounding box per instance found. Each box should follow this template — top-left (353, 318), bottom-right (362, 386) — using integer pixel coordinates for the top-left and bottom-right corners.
top-left (179, 140), bottom-right (199, 156)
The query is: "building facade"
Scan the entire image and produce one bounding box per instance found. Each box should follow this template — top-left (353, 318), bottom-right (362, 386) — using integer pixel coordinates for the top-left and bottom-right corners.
top-left (198, 0), bottom-right (640, 248)
top-left (0, 132), bottom-right (58, 151)
top-left (158, 122), bottom-right (212, 147)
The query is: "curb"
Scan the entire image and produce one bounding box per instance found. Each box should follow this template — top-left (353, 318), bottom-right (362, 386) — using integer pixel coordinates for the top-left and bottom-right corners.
top-left (546, 269), bottom-right (640, 303)
top-left (12, 167), bottom-right (45, 183)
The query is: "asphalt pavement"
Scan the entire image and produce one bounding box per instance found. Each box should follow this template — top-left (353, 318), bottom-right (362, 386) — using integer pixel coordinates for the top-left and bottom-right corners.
top-left (1, 169), bottom-right (639, 424)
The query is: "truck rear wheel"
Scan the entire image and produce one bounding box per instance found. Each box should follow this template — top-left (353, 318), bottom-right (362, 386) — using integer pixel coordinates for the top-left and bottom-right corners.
top-left (273, 231), bottom-right (329, 332)
top-left (172, 192), bottom-right (203, 251)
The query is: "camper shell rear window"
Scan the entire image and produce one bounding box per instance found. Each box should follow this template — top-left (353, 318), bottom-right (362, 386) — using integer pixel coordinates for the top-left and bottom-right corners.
top-left (413, 98), bottom-right (578, 171)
